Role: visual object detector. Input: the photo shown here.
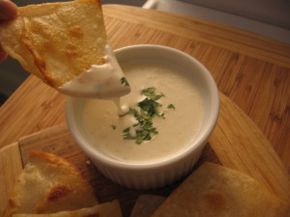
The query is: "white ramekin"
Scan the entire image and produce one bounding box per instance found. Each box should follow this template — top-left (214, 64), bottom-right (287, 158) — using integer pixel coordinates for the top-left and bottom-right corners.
top-left (66, 44), bottom-right (219, 189)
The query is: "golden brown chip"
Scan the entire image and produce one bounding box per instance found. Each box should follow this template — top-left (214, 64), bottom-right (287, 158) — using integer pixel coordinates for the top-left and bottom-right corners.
top-left (151, 163), bottom-right (289, 217)
top-left (3, 151), bottom-right (97, 217)
top-left (12, 200), bottom-right (122, 217)
top-left (0, 0), bottom-right (107, 87)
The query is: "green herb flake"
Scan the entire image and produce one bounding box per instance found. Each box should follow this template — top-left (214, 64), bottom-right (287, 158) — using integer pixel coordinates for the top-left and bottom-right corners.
top-left (157, 112), bottom-right (166, 119)
top-left (120, 77), bottom-right (129, 87)
top-left (120, 86), bottom-right (174, 144)
top-left (141, 87), bottom-right (165, 100)
top-left (167, 104), bottom-right (175, 110)
top-left (138, 98), bottom-right (161, 116)
top-left (111, 125), bottom-right (116, 130)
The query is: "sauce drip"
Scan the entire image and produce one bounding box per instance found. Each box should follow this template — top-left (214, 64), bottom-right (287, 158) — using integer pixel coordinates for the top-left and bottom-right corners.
top-left (58, 44), bottom-right (130, 98)
top-left (112, 98), bottom-right (129, 116)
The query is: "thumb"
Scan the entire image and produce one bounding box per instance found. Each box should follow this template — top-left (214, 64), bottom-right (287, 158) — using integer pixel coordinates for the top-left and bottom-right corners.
top-left (0, 0), bottom-right (17, 21)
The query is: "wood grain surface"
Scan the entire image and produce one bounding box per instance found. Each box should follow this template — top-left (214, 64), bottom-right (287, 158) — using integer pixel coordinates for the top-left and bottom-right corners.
top-left (0, 5), bottom-right (289, 172)
top-left (1, 125), bottom-right (184, 217)
top-left (0, 92), bottom-right (288, 216)
top-left (0, 143), bottom-right (22, 216)
top-left (0, 5), bottom-right (289, 215)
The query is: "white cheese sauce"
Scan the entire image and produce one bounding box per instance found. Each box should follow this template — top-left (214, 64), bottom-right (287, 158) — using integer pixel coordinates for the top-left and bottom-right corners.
top-left (81, 63), bottom-right (205, 163)
top-left (58, 45), bottom-right (130, 98)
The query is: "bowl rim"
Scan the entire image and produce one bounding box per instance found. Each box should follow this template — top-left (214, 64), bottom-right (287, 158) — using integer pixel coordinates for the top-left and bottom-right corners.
top-left (66, 44), bottom-right (220, 171)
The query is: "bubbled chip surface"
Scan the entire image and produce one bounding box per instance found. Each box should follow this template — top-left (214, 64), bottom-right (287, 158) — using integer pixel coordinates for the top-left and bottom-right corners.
top-left (0, 0), bottom-right (107, 87)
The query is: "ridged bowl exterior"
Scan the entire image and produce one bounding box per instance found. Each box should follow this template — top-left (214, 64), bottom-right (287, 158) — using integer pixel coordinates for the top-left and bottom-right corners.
top-left (85, 142), bottom-right (205, 189)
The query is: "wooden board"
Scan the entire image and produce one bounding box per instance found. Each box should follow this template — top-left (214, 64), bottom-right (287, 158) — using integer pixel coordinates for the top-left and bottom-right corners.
top-left (0, 4), bottom-right (289, 217)
top-left (0, 5), bottom-right (289, 173)
top-left (1, 93), bottom-right (289, 217)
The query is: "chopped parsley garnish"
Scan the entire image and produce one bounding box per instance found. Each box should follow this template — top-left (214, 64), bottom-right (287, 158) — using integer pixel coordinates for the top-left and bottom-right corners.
top-left (141, 87), bottom-right (164, 100)
top-left (120, 87), bottom-right (174, 144)
top-left (138, 98), bottom-right (161, 116)
top-left (122, 125), bottom-right (158, 145)
top-left (111, 125), bottom-right (116, 130)
top-left (120, 77), bottom-right (129, 87)
top-left (167, 104), bottom-right (175, 110)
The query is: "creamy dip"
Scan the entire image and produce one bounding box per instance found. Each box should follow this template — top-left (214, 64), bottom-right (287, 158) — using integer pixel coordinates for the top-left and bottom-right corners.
top-left (80, 63), bottom-right (205, 163)
top-left (58, 45), bottom-right (130, 98)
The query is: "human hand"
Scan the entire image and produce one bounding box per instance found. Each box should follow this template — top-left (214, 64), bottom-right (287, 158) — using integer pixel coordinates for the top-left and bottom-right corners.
top-left (0, 0), bottom-right (17, 63)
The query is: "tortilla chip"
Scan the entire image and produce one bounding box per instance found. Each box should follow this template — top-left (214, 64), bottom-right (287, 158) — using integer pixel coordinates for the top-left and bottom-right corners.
top-left (0, 0), bottom-right (107, 87)
top-left (12, 200), bottom-right (122, 217)
top-left (3, 151), bottom-right (97, 217)
top-left (151, 163), bottom-right (289, 217)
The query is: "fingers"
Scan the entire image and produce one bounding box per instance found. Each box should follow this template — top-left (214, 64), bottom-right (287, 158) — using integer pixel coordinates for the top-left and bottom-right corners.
top-left (0, 0), bottom-right (17, 62)
top-left (0, 0), bottom-right (17, 21)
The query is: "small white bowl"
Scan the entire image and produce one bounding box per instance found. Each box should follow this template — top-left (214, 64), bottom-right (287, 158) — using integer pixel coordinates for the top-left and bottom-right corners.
top-left (66, 44), bottom-right (219, 189)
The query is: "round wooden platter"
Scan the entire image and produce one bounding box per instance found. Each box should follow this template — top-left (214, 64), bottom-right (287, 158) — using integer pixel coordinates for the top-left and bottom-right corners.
top-left (0, 93), bottom-right (289, 217)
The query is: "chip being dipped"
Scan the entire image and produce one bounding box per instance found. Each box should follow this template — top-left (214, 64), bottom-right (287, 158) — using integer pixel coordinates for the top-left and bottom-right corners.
top-left (0, 0), bottom-right (130, 98)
